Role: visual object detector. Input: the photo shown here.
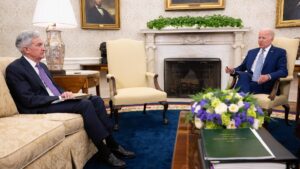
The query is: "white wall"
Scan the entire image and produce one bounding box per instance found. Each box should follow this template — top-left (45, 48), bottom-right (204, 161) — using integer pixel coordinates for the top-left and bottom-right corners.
top-left (0, 0), bottom-right (299, 60)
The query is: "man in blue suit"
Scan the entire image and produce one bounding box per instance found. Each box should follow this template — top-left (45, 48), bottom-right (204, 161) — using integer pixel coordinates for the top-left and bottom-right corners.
top-left (225, 28), bottom-right (288, 94)
top-left (5, 30), bottom-right (135, 168)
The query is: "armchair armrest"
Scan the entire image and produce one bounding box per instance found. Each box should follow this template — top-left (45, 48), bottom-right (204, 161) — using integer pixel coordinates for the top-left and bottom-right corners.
top-left (146, 72), bottom-right (163, 91)
top-left (106, 74), bottom-right (117, 96)
top-left (269, 76), bottom-right (293, 100)
top-left (228, 74), bottom-right (238, 89)
top-left (279, 76), bottom-right (293, 82)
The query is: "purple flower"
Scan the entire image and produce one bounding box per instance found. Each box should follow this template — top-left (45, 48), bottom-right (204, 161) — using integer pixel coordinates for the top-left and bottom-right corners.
top-left (200, 100), bottom-right (208, 106)
top-left (199, 110), bottom-right (208, 121)
top-left (239, 112), bottom-right (247, 121)
top-left (244, 102), bottom-right (250, 110)
top-left (234, 116), bottom-right (242, 127)
top-left (247, 117), bottom-right (254, 125)
top-left (207, 113), bottom-right (214, 121)
top-left (239, 92), bottom-right (247, 97)
top-left (214, 114), bottom-right (222, 125)
top-left (256, 106), bottom-right (264, 115)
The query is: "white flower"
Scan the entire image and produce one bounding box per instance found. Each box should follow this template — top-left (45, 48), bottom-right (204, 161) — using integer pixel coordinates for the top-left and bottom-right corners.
top-left (194, 105), bottom-right (201, 113)
top-left (194, 116), bottom-right (204, 129)
top-left (237, 100), bottom-right (244, 108)
top-left (215, 103), bottom-right (227, 114)
top-left (227, 120), bottom-right (236, 129)
top-left (228, 104), bottom-right (239, 113)
top-left (192, 102), bottom-right (198, 109)
top-left (235, 93), bottom-right (243, 99)
top-left (252, 119), bottom-right (260, 129)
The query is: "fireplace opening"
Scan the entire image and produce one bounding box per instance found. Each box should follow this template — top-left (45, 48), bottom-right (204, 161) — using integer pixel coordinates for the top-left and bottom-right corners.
top-left (164, 58), bottom-right (221, 98)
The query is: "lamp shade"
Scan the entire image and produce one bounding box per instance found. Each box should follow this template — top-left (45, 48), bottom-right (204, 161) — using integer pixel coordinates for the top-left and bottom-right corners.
top-left (32, 0), bottom-right (77, 29)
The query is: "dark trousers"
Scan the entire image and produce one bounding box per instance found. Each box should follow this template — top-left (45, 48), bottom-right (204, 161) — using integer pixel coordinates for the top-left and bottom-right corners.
top-left (41, 96), bottom-right (113, 146)
top-left (235, 72), bottom-right (269, 94)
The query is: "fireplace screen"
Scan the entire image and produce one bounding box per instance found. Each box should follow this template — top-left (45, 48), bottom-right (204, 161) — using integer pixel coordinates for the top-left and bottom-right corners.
top-left (164, 58), bottom-right (221, 98)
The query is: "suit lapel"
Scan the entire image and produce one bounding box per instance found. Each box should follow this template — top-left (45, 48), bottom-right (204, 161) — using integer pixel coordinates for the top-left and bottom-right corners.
top-left (20, 57), bottom-right (47, 90)
top-left (262, 46), bottom-right (275, 71)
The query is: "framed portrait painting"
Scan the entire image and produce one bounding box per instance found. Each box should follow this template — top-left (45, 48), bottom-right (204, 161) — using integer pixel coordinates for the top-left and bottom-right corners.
top-left (276, 0), bottom-right (300, 28)
top-left (165, 0), bottom-right (225, 11)
top-left (81, 0), bottom-right (120, 29)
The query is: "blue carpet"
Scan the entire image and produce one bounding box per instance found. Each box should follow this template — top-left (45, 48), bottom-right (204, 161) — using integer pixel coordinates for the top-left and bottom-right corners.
top-left (84, 110), bottom-right (180, 169)
top-left (84, 111), bottom-right (300, 168)
top-left (267, 118), bottom-right (300, 158)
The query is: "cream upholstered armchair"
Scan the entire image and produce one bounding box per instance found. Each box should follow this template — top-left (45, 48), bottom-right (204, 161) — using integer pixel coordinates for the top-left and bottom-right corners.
top-left (106, 39), bottom-right (168, 130)
top-left (229, 37), bottom-right (299, 125)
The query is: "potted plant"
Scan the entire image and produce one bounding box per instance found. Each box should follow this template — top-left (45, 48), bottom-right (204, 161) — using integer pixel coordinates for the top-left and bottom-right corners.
top-left (147, 14), bottom-right (243, 30)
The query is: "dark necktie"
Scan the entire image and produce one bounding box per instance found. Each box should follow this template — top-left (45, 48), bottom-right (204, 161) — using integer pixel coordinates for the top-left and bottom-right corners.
top-left (36, 64), bottom-right (60, 96)
top-left (252, 49), bottom-right (265, 82)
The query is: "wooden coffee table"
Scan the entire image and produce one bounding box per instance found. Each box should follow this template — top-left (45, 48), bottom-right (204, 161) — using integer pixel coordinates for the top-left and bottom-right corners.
top-left (171, 111), bottom-right (202, 169)
top-left (172, 111), bottom-right (299, 169)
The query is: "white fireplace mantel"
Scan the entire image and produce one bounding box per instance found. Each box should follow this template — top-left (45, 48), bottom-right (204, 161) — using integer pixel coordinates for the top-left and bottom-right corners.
top-left (140, 27), bottom-right (250, 73)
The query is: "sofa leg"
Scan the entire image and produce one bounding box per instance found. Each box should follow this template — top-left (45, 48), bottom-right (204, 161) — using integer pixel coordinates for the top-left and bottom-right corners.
top-left (283, 104), bottom-right (291, 126)
top-left (160, 101), bottom-right (169, 125)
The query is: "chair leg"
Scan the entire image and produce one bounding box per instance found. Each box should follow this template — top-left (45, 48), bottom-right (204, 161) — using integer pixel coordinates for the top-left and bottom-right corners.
top-left (282, 104), bottom-right (291, 126)
top-left (109, 100), bottom-right (113, 118)
top-left (159, 101), bottom-right (169, 125)
top-left (143, 104), bottom-right (147, 114)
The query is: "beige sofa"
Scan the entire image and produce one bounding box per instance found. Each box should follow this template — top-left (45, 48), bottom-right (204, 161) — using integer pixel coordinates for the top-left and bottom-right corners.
top-left (0, 57), bottom-right (97, 169)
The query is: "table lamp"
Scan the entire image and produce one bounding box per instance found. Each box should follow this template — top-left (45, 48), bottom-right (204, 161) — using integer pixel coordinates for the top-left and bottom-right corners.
top-left (32, 0), bottom-right (77, 75)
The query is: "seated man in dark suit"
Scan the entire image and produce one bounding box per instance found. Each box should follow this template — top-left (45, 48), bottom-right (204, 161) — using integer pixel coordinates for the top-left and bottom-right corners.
top-left (225, 28), bottom-right (288, 94)
top-left (86, 0), bottom-right (115, 24)
top-left (5, 30), bottom-right (135, 168)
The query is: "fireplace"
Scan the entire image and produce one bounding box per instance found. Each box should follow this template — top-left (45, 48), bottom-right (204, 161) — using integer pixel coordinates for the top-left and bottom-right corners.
top-left (164, 58), bottom-right (221, 98)
top-left (141, 28), bottom-right (249, 90)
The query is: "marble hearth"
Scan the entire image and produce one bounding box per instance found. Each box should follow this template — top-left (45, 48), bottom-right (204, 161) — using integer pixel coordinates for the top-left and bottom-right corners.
top-left (141, 28), bottom-right (250, 90)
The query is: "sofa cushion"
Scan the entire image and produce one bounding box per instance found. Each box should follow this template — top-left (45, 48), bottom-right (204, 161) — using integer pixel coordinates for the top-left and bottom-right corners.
top-left (14, 113), bottom-right (84, 135)
top-left (0, 117), bottom-right (65, 169)
top-left (0, 57), bottom-right (18, 118)
top-left (0, 73), bottom-right (18, 118)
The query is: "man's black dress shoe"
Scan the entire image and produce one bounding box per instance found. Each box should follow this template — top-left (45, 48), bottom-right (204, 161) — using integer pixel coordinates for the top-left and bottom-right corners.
top-left (111, 145), bottom-right (136, 159)
top-left (106, 153), bottom-right (126, 168)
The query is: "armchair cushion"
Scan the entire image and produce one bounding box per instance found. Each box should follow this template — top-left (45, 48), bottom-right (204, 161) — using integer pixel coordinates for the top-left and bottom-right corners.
top-left (253, 94), bottom-right (288, 109)
top-left (112, 87), bottom-right (167, 105)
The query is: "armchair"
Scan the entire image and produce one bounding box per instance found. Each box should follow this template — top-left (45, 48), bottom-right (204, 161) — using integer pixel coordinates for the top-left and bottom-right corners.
top-left (106, 39), bottom-right (168, 130)
top-left (229, 37), bottom-right (299, 125)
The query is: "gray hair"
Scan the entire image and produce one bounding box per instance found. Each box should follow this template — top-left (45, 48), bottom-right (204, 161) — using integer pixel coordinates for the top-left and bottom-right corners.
top-left (15, 30), bottom-right (40, 53)
top-left (260, 28), bottom-right (275, 39)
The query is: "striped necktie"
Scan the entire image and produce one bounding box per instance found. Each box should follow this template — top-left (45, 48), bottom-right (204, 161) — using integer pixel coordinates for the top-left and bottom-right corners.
top-left (252, 49), bottom-right (265, 82)
top-left (36, 64), bottom-right (61, 96)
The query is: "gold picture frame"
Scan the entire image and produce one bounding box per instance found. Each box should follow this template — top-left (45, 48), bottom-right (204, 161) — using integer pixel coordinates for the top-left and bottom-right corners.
top-left (81, 0), bottom-right (120, 30)
top-left (276, 0), bottom-right (300, 28)
top-left (165, 0), bottom-right (225, 11)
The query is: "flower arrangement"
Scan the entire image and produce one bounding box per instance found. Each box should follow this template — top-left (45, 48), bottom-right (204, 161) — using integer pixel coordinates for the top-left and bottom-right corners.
top-left (187, 89), bottom-right (265, 129)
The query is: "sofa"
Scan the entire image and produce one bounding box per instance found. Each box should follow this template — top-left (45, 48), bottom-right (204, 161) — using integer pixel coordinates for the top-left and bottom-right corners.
top-left (0, 57), bottom-right (97, 169)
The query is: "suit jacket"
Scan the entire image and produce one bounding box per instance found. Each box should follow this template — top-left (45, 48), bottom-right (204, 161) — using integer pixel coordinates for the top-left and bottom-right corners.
top-left (234, 45), bottom-right (288, 93)
top-left (5, 56), bottom-right (64, 113)
top-left (86, 6), bottom-right (115, 24)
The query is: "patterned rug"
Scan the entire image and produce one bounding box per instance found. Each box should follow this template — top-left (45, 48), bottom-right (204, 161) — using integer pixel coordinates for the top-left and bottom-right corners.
top-left (106, 102), bottom-right (296, 121)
